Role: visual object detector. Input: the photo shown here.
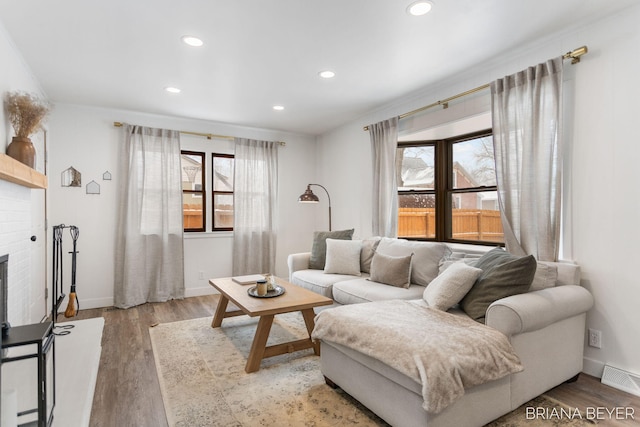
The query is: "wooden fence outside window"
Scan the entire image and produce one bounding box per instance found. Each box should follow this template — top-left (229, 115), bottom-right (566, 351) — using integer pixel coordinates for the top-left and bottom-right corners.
top-left (398, 208), bottom-right (504, 243)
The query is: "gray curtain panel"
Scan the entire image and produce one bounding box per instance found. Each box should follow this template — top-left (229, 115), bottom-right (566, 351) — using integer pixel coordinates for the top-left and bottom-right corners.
top-left (232, 138), bottom-right (278, 276)
top-left (491, 57), bottom-right (563, 261)
top-left (369, 117), bottom-right (399, 238)
top-left (114, 124), bottom-right (185, 308)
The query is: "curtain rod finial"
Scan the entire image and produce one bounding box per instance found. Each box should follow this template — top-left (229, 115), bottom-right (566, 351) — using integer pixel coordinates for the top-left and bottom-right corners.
top-left (564, 45), bottom-right (588, 64)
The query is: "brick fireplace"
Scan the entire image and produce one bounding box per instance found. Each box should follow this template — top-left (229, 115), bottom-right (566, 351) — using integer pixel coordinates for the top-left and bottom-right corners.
top-left (0, 179), bottom-right (34, 326)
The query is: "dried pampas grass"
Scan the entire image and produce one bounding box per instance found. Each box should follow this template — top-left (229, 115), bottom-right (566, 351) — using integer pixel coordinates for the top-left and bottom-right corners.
top-left (4, 91), bottom-right (51, 138)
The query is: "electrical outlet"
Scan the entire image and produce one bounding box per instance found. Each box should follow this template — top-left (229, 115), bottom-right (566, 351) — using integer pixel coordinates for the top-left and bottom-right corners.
top-left (198, 271), bottom-right (204, 280)
top-left (588, 328), bottom-right (602, 349)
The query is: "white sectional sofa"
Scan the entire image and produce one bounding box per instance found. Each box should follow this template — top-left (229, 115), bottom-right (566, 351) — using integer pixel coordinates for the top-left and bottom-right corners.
top-left (287, 236), bottom-right (594, 427)
top-left (288, 236), bottom-right (465, 305)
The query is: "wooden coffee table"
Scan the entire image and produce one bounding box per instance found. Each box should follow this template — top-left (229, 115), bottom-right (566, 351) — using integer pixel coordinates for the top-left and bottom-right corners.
top-left (209, 276), bottom-right (333, 373)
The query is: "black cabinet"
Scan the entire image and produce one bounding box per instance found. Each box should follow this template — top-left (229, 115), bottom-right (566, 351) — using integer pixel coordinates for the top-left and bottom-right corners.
top-left (1, 321), bottom-right (55, 427)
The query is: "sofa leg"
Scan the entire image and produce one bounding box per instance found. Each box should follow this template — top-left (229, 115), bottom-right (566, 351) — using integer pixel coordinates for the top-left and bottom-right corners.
top-left (324, 376), bottom-right (339, 389)
top-left (565, 373), bottom-right (580, 383)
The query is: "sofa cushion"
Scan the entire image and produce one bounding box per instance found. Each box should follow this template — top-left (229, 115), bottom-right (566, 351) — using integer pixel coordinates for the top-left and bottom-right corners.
top-left (376, 237), bottom-right (450, 286)
top-left (369, 251), bottom-right (413, 288)
top-left (309, 229), bottom-right (354, 270)
top-left (460, 247), bottom-right (537, 322)
top-left (324, 239), bottom-right (362, 276)
top-left (360, 236), bottom-right (381, 274)
top-left (423, 262), bottom-right (483, 311)
top-left (333, 278), bottom-right (426, 305)
top-left (291, 269), bottom-right (367, 298)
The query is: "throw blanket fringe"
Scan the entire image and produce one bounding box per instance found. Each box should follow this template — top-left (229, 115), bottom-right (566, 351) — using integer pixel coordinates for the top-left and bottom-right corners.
top-left (312, 300), bottom-right (523, 413)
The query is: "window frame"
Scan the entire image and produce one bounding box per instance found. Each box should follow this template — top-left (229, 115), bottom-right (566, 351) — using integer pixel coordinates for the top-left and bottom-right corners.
top-left (398, 128), bottom-right (503, 246)
top-left (211, 152), bottom-right (234, 232)
top-left (181, 150), bottom-right (206, 233)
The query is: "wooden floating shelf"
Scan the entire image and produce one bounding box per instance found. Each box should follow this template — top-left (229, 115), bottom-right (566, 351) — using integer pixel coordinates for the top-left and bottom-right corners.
top-left (0, 153), bottom-right (48, 189)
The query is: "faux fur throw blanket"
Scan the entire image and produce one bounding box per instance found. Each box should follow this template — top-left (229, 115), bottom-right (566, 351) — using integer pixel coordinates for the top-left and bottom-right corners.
top-left (312, 300), bottom-right (523, 413)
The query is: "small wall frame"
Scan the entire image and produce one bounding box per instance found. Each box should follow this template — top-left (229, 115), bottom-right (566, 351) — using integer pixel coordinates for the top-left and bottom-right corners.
top-left (103, 171), bottom-right (112, 181)
top-left (86, 180), bottom-right (100, 195)
top-left (61, 167), bottom-right (81, 187)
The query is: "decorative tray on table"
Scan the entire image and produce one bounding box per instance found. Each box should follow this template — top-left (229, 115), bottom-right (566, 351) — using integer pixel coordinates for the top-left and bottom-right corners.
top-left (247, 285), bottom-right (286, 298)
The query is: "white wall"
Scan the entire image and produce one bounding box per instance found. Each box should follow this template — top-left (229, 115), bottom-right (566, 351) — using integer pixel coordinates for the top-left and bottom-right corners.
top-left (0, 21), bottom-right (48, 326)
top-left (5, 1), bottom-right (639, 380)
top-left (48, 103), bottom-right (317, 309)
top-left (316, 5), bottom-right (640, 378)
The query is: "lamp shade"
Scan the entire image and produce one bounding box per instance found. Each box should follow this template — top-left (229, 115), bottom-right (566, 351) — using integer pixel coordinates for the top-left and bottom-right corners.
top-left (297, 183), bottom-right (332, 230)
top-left (298, 185), bottom-right (319, 203)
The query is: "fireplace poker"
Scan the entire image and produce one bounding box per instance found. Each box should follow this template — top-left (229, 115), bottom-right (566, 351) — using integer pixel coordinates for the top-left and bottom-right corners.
top-left (52, 225), bottom-right (66, 312)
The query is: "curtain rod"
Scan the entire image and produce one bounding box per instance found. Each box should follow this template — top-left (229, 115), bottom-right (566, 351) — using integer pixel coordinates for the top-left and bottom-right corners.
top-left (113, 122), bottom-right (286, 146)
top-left (363, 45), bottom-right (588, 131)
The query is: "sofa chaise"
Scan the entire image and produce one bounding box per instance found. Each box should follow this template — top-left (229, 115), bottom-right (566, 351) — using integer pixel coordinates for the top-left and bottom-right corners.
top-left (287, 235), bottom-right (594, 427)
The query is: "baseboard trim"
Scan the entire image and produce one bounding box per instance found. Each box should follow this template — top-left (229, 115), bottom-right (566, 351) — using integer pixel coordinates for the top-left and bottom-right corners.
top-left (57, 296), bottom-right (114, 312)
top-left (583, 356), bottom-right (605, 378)
top-left (54, 288), bottom-right (217, 312)
top-left (185, 286), bottom-right (218, 297)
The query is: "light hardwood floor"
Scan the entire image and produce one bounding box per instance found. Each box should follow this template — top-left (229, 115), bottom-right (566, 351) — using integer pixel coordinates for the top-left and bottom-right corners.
top-left (59, 295), bottom-right (640, 427)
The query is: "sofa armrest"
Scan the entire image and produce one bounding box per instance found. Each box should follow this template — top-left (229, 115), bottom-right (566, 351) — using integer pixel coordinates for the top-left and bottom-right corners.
top-left (287, 252), bottom-right (312, 281)
top-left (486, 285), bottom-right (594, 336)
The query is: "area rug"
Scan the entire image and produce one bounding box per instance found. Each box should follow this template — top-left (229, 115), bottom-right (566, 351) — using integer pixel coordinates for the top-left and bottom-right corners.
top-left (150, 314), bottom-right (594, 427)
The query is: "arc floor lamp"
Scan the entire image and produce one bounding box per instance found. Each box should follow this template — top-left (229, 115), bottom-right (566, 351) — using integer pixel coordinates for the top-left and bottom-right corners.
top-left (298, 184), bottom-right (332, 231)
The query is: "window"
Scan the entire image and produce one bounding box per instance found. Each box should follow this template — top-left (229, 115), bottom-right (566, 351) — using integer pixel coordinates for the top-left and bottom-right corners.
top-left (397, 130), bottom-right (504, 244)
top-left (212, 153), bottom-right (234, 231)
top-left (181, 151), bottom-right (205, 232)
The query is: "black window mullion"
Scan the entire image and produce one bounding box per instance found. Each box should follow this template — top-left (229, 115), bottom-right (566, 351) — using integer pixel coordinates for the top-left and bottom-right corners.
top-left (435, 139), bottom-right (449, 241)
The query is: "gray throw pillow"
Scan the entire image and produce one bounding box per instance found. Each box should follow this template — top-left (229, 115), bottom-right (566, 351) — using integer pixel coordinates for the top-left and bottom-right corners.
top-left (309, 229), bottom-right (354, 270)
top-left (360, 236), bottom-right (381, 273)
top-left (460, 247), bottom-right (537, 322)
top-left (368, 251), bottom-right (413, 288)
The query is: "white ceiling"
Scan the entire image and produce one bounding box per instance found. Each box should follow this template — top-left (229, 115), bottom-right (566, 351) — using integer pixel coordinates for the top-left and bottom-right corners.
top-left (0, 0), bottom-right (636, 136)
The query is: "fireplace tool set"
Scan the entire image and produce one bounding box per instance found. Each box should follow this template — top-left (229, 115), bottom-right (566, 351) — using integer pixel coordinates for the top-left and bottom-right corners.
top-left (52, 224), bottom-right (80, 334)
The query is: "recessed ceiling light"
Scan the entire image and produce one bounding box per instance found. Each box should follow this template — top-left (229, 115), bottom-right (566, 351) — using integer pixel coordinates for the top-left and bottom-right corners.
top-left (273, 105), bottom-right (285, 111)
top-left (407, 1), bottom-right (433, 16)
top-left (181, 35), bottom-right (204, 47)
top-left (164, 86), bottom-right (181, 93)
top-left (319, 70), bottom-right (336, 79)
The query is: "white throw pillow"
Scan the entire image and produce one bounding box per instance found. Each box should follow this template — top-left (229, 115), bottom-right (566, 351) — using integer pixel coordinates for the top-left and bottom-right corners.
top-left (423, 262), bottom-right (482, 311)
top-left (324, 239), bottom-right (362, 276)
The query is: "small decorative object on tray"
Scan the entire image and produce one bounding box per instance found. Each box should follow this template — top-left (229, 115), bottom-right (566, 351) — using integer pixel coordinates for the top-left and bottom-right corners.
top-left (256, 279), bottom-right (268, 296)
top-left (247, 284), bottom-right (286, 298)
top-left (264, 274), bottom-right (277, 291)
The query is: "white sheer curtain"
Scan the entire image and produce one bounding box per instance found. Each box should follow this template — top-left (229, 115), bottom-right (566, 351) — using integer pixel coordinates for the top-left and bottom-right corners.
top-left (491, 57), bottom-right (563, 261)
top-left (369, 117), bottom-right (399, 237)
top-left (114, 124), bottom-right (185, 308)
top-left (232, 138), bottom-right (278, 276)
